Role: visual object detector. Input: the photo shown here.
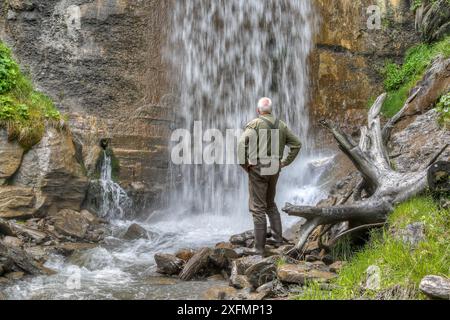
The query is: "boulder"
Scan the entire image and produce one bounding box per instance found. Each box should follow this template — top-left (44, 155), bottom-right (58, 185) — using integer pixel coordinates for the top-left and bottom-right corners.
top-left (123, 223), bottom-right (149, 240)
top-left (79, 210), bottom-right (99, 224)
top-left (393, 222), bottom-right (426, 247)
top-left (52, 209), bottom-right (90, 240)
top-left (256, 280), bottom-right (286, 298)
top-left (203, 286), bottom-right (238, 300)
top-left (407, 57), bottom-right (450, 116)
top-left (4, 271), bottom-right (25, 281)
top-left (24, 246), bottom-right (48, 263)
top-left (0, 186), bottom-right (37, 219)
top-left (49, 242), bottom-right (98, 256)
top-left (420, 275), bottom-right (450, 300)
top-left (233, 255), bottom-right (263, 275)
top-left (277, 263), bottom-right (337, 285)
top-left (13, 128), bottom-right (89, 212)
top-left (0, 218), bottom-right (15, 236)
top-left (244, 256), bottom-right (279, 288)
top-left (215, 242), bottom-right (234, 249)
top-left (154, 253), bottom-right (184, 275)
top-left (1, 236), bottom-right (23, 248)
top-left (179, 247), bottom-right (212, 281)
top-left (209, 248), bottom-right (239, 269)
top-left (329, 261), bottom-right (346, 273)
top-left (229, 261), bottom-right (252, 289)
top-left (0, 130), bottom-right (23, 183)
top-left (175, 248), bottom-right (197, 262)
top-left (230, 229), bottom-right (272, 246)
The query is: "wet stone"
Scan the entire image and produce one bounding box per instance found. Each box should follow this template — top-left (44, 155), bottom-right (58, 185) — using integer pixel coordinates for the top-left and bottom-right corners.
top-left (154, 253), bottom-right (184, 276)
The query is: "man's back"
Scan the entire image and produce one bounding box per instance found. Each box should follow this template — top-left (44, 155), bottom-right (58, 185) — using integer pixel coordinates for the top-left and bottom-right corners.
top-left (240, 114), bottom-right (302, 167)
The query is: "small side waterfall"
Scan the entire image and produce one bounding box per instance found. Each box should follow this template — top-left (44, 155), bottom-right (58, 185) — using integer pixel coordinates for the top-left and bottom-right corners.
top-left (98, 151), bottom-right (132, 220)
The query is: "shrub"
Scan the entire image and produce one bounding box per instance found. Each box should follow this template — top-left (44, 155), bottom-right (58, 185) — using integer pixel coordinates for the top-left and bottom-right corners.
top-left (0, 41), bottom-right (62, 149)
top-left (380, 36), bottom-right (450, 117)
top-left (0, 43), bottom-right (20, 94)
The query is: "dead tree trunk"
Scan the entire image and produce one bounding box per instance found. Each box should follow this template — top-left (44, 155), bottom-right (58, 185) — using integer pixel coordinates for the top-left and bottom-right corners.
top-left (283, 89), bottom-right (446, 257)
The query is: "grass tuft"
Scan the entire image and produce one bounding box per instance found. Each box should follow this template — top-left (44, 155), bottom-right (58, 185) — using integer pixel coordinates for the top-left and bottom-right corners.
top-left (0, 41), bottom-right (63, 149)
top-left (380, 36), bottom-right (450, 117)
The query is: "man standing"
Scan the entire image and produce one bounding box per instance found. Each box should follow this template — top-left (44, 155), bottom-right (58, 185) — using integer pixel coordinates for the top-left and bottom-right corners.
top-left (239, 97), bottom-right (302, 256)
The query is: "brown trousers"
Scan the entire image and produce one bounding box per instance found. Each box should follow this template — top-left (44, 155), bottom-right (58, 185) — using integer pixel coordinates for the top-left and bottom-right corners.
top-left (248, 166), bottom-right (281, 225)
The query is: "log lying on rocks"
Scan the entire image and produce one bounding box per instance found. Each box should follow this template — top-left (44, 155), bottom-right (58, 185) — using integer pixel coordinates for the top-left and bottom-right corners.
top-left (283, 90), bottom-right (448, 257)
top-left (420, 275), bottom-right (450, 300)
top-left (179, 247), bottom-right (212, 281)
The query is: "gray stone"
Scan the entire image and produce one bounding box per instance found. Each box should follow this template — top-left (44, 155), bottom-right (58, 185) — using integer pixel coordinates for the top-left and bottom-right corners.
top-left (244, 256), bottom-right (279, 288)
top-left (175, 248), bottom-right (197, 262)
top-left (394, 222), bottom-right (426, 247)
top-left (209, 248), bottom-right (239, 269)
top-left (0, 130), bottom-right (23, 181)
top-left (123, 223), bottom-right (149, 240)
top-left (24, 246), bottom-right (48, 263)
top-left (256, 280), bottom-right (286, 298)
top-left (154, 253), bottom-right (184, 276)
top-left (0, 186), bottom-right (37, 219)
top-left (0, 218), bottom-right (15, 236)
top-left (52, 209), bottom-right (90, 240)
top-left (4, 271), bottom-right (24, 281)
top-left (277, 263), bottom-right (337, 285)
top-left (1, 236), bottom-right (23, 248)
top-left (13, 128), bottom-right (89, 213)
top-left (229, 261), bottom-right (252, 289)
top-left (420, 275), bottom-right (450, 300)
top-left (11, 224), bottom-right (47, 243)
top-left (233, 256), bottom-right (263, 275)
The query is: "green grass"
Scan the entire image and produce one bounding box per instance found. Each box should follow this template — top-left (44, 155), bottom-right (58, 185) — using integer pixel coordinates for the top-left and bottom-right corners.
top-left (296, 196), bottom-right (450, 300)
top-left (0, 41), bottom-right (63, 149)
top-left (380, 36), bottom-right (450, 117)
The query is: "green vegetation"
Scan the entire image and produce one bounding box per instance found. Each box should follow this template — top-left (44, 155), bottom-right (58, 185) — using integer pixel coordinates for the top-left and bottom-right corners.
top-left (380, 36), bottom-right (450, 117)
top-left (297, 196), bottom-right (450, 300)
top-left (0, 41), bottom-right (62, 149)
top-left (436, 92), bottom-right (450, 128)
top-left (411, 0), bottom-right (449, 11)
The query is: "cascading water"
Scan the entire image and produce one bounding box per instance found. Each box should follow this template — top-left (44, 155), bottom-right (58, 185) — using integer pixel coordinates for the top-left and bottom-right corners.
top-left (98, 151), bottom-right (132, 220)
top-left (165, 0), bottom-right (330, 223)
top-left (2, 0), bottom-right (333, 300)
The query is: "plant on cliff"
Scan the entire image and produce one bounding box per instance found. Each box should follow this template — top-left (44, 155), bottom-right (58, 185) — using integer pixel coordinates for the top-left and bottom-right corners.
top-left (381, 36), bottom-right (450, 117)
top-left (436, 92), bottom-right (450, 128)
top-left (297, 196), bottom-right (450, 300)
top-left (0, 41), bottom-right (62, 149)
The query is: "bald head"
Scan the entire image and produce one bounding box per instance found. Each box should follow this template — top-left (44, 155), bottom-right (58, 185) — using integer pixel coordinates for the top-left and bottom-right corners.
top-left (257, 97), bottom-right (272, 114)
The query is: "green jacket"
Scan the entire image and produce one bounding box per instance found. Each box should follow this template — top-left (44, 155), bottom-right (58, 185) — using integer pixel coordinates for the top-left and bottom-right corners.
top-left (238, 114), bottom-right (302, 167)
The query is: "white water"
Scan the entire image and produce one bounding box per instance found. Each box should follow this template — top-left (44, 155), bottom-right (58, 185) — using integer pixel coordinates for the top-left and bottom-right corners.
top-left (164, 0), bottom-right (327, 224)
top-left (2, 0), bottom-right (335, 300)
top-left (98, 151), bottom-right (132, 220)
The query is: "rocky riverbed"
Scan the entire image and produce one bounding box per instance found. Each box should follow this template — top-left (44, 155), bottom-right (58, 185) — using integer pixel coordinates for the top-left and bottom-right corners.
top-left (153, 226), bottom-right (345, 300)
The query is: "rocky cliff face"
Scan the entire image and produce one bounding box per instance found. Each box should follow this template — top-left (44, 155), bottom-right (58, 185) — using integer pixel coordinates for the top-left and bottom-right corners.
top-left (310, 0), bottom-right (420, 133)
top-left (1, 0), bottom-right (173, 211)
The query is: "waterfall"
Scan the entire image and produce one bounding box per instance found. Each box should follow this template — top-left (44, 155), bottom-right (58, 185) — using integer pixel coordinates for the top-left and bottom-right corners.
top-left (98, 151), bottom-right (132, 220)
top-left (166, 0), bottom-right (328, 218)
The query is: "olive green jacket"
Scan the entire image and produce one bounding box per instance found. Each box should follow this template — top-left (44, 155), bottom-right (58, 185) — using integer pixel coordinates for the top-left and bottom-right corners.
top-left (238, 114), bottom-right (302, 167)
